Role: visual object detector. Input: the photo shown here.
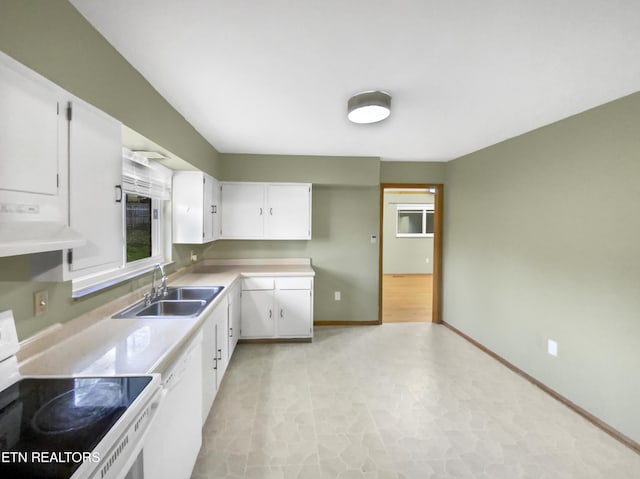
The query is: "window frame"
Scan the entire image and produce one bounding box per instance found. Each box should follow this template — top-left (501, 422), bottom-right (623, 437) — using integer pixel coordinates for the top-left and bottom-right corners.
top-left (396, 203), bottom-right (434, 238)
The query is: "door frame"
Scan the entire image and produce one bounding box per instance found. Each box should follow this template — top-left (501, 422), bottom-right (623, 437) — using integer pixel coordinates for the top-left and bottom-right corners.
top-left (378, 183), bottom-right (444, 323)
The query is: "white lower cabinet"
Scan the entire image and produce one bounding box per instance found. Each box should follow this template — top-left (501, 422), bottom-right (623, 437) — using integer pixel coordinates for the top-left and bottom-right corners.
top-left (240, 276), bottom-right (313, 339)
top-left (227, 281), bottom-right (241, 358)
top-left (277, 288), bottom-right (314, 337)
top-left (201, 299), bottom-right (228, 424)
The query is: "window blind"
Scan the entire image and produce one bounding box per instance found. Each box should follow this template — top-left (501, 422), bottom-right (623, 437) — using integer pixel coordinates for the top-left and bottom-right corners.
top-left (122, 148), bottom-right (172, 200)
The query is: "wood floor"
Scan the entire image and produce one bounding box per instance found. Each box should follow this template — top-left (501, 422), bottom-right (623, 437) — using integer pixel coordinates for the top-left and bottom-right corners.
top-left (382, 273), bottom-right (433, 322)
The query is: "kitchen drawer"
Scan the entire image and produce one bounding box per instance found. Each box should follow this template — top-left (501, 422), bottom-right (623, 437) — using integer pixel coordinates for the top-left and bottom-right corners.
top-left (242, 277), bottom-right (275, 291)
top-left (276, 277), bottom-right (312, 290)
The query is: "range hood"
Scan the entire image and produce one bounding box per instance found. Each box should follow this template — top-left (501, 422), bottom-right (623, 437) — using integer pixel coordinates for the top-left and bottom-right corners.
top-left (0, 222), bottom-right (85, 257)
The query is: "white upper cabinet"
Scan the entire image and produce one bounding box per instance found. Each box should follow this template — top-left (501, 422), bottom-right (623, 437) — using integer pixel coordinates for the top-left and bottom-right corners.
top-left (0, 51), bottom-right (70, 240)
top-left (173, 171), bottom-right (220, 244)
top-left (220, 182), bottom-right (311, 240)
top-left (220, 182), bottom-right (265, 238)
top-left (0, 58), bottom-right (61, 198)
top-left (67, 100), bottom-right (123, 274)
top-left (265, 184), bottom-right (312, 239)
top-left (210, 175), bottom-right (221, 242)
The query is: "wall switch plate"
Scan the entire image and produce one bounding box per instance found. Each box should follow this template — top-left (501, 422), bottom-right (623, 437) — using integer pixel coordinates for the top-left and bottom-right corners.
top-left (34, 290), bottom-right (48, 316)
top-left (334, 291), bottom-right (341, 301)
top-left (370, 235), bottom-right (377, 244)
top-left (547, 339), bottom-right (558, 357)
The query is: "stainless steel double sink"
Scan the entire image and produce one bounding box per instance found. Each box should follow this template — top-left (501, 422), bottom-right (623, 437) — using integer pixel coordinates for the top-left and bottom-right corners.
top-left (113, 286), bottom-right (224, 319)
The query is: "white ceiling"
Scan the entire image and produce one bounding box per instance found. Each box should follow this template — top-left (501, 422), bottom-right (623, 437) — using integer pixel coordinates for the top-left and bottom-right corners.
top-left (70, 0), bottom-right (640, 162)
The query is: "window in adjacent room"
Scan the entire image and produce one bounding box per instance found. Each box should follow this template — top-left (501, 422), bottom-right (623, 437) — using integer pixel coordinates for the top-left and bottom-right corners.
top-left (396, 204), bottom-right (434, 237)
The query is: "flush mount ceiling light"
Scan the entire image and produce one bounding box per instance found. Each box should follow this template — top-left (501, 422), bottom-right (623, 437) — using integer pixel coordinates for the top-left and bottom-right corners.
top-left (347, 90), bottom-right (391, 124)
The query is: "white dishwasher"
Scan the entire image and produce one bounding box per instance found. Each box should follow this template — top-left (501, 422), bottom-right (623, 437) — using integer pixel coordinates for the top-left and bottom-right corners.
top-left (143, 331), bottom-right (203, 479)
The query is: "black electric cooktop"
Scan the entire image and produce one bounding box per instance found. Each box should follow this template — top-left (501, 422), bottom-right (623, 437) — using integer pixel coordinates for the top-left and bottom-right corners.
top-left (0, 376), bottom-right (152, 479)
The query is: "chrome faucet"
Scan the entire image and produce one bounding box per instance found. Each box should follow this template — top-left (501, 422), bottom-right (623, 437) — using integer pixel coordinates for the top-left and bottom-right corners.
top-left (150, 263), bottom-right (168, 300)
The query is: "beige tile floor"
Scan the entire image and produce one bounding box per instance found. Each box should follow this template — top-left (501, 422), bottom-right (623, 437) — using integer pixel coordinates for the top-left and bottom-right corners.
top-left (191, 324), bottom-right (640, 479)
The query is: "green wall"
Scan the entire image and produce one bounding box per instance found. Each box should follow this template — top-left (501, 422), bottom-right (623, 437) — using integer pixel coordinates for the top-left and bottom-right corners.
top-left (0, 0), bottom-right (218, 339)
top-left (220, 153), bottom-right (380, 185)
top-left (442, 91), bottom-right (640, 443)
top-left (380, 161), bottom-right (446, 184)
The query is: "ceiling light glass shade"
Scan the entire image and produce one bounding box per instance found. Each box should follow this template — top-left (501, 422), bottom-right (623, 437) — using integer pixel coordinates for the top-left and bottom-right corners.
top-left (347, 91), bottom-right (391, 124)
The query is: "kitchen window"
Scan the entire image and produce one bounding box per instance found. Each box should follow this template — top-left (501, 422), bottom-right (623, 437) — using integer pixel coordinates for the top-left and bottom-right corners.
top-left (125, 194), bottom-right (153, 263)
top-left (396, 204), bottom-right (434, 237)
top-left (120, 151), bottom-right (172, 269)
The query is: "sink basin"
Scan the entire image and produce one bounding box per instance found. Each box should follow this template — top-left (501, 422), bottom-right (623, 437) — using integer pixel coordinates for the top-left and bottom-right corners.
top-left (161, 286), bottom-right (223, 302)
top-left (113, 286), bottom-right (224, 319)
top-left (135, 300), bottom-right (206, 317)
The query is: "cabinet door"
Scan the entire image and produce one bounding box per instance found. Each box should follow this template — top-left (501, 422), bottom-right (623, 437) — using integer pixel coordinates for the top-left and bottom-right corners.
top-left (0, 56), bottom-right (60, 197)
top-left (220, 183), bottom-right (264, 238)
top-left (68, 101), bottom-right (123, 274)
top-left (228, 282), bottom-right (241, 358)
top-left (266, 184), bottom-right (311, 239)
top-left (215, 302), bottom-right (229, 388)
top-left (277, 289), bottom-right (313, 337)
top-left (201, 312), bottom-right (216, 424)
top-left (240, 289), bottom-right (275, 338)
top-left (211, 177), bottom-right (221, 241)
top-left (172, 171), bottom-right (204, 244)
top-left (203, 174), bottom-right (215, 242)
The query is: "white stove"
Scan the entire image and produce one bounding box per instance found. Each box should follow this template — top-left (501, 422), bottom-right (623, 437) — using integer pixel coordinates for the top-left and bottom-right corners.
top-left (0, 310), bottom-right (162, 479)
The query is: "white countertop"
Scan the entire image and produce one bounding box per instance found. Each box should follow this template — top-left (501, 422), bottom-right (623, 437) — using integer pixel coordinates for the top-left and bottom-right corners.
top-left (18, 259), bottom-right (314, 378)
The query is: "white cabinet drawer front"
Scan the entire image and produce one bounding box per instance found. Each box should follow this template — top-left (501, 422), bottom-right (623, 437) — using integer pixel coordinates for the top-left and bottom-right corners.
top-left (242, 277), bottom-right (275, 290)
top-left (276, 277), bottom-right (312, 290)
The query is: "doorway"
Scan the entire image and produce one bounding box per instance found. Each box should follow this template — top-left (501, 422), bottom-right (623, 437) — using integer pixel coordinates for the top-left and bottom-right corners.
top-left (378, 184), bottom-right (443, 323)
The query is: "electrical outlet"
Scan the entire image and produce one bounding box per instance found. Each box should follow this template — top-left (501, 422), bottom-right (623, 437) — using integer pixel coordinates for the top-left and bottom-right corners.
top-left (34, 290), bottom-right (48, 316)
top-left (547, 339), bottom-right (558, 357)
top-left (334, 291), bottom-right (341, 301)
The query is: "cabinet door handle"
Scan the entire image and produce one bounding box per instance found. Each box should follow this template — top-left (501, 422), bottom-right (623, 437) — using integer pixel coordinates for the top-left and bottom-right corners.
top-left (259, 207), bottom-right (263, 216)
top-left (218, 349), bottom-right (222, 360)
top-left (280, 309), bottom-right (283, 318)
top-left (115, 185), bottom-right (123, 203)
top-left (211, 205), bottom-right (214, 213)
top-left (269, 309), bottom-right (272, 319)
top-left (229, 327), bottom-right (233, 338)
top-left (213, 357), bottom-right (217, 370)
top-left (270, 207), bottom-right (273, 215)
